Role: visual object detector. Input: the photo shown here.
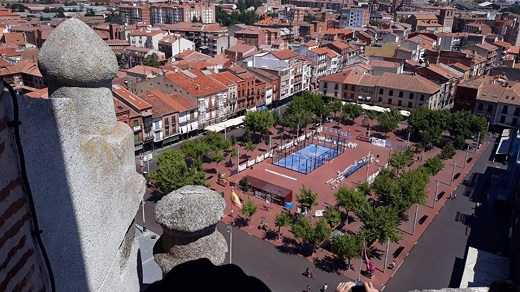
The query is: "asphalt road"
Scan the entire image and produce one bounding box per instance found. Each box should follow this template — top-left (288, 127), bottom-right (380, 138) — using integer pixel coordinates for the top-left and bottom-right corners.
top-left (384, 136), bottom-right (510, 291)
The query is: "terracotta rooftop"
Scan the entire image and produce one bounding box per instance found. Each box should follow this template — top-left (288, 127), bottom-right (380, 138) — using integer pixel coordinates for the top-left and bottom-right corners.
top-left (124, 65), bottom-right (162, 76)
top-left (475, 42), bottom-right (498, 51)
top-left (320, 69), bottom-right (365, 84)
top-left (226, 43), bottom-right (256, 54)
top-left (493, 41), bottom-right (510, 48)
top-left (169, 92), bottom-right (198, 112)
top-left (112, 84), bottom-right (152, 111)
top-left (425, 63), bottom-right (462, 79)
top-left (376, 72), bottom-right (440, 94)
top-left (113, 97), bottom-right (130, 115)
top-left (2, 32), bottom-right (24, 46)
top-left (475, 82), bottom-right (520, 106)
top-left (369, 59), bottom-right (400, 68)
top-left (327, 40), bottom-right (349, 50)
top-left (140, 90), bottom-right (178, 118)
top-left (271, 49), bottom-right (298, 60)
top-left (414, 14), bottom-right (438, 20)
top-left (210, 71), bottom-right (243, 86)
top-left (165, 69), bottom-right (227, 97)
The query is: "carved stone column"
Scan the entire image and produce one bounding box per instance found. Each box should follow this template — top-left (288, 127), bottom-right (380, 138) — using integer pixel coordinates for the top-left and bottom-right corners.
top-left (154, 185), bottom-right (227, 275)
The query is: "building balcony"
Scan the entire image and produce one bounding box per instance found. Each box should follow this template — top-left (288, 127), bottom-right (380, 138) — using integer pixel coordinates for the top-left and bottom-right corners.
top-left (133, 125), bottom-right (141, 132)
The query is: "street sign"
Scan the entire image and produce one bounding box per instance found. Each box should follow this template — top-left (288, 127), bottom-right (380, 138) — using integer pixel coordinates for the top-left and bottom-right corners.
top-left (144, 153), bottom-right (153, 162)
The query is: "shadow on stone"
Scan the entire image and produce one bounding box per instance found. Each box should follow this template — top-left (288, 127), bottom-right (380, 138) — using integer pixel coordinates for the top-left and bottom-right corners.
top-left (263, 229), bottom-right (279, 240)
top-left (233, 217), bottom-right (249, 228)
top-left (276, 237), bottom-right (300, 254)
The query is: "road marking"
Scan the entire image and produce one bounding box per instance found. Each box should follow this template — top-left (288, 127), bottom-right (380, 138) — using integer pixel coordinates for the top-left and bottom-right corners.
top-left (265, 169), bottom-right (297, 181)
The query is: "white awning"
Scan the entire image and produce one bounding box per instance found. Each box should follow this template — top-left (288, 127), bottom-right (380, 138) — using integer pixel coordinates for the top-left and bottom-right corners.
top-left (400, 110), bottom-right (411, 117)
top-left (204, 116), bottom-right (245, 132)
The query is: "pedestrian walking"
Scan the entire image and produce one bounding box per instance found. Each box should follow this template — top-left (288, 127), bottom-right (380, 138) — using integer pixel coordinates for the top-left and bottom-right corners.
top-left (453, 193), bottom-right (457, 199)
top-left (323, 283), bottom-right (328, 291)
top-left (389, 260), bottom-right (396, 269)
top-left (306, 284), bottom-right (311, 292)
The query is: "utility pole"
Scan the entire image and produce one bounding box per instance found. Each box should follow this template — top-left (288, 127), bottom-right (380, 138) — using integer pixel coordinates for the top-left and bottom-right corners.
top-left (433, 180), bottom-right (439, 208)
top-left (464, 144), bottom-right (469, 168)
top-left (366, 151), bottom-right (371, 180)
top-left (383, 238), bottom-right (390, 273)
top-left (224, 123), bottom-right (227, 140)
top-left (476, 132), bottom-right (481, 150)
top-left (406, 130), bottom-right (411, 147)
top-left (451, 160), bottom-right (457, 185)
top-left (412, 203), bottom-right (419, 235)
top-left (227, 224), bottom-right (233, 264)
top-left (142, 200), bottom-right (147, 233)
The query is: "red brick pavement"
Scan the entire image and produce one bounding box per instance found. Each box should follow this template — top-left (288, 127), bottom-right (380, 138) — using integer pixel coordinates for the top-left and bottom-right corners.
top-left (206, 119), bottom-right (489, 291)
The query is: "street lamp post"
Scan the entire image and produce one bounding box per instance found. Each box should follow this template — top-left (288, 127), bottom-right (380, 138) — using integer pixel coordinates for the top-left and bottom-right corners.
top-left (142, 200), bottom-right (147, 233)
top-left (383, 238), bottom-right (390, 273)
top-left (412, 203), bottom-right (419, 235)
top-left (227, 224), bottom-right (233, 264)
top-left (451, 160), bottom-right (457, 185)
top-left (433, 180), bottom-right (439, 208)
top-left (464, 144), bottom-right (469, 168)
top-left (366, 151), bottom-right (371, 180)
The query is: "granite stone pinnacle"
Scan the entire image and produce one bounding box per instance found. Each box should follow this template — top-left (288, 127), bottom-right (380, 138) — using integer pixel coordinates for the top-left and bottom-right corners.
top-left (38, 17), bottom-right (118, 87)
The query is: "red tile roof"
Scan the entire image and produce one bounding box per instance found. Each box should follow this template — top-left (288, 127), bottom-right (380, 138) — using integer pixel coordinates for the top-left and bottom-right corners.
top-left (164, 69), bottom-right (227, 97)
top-left (271, 49), bottom-right (298, 60)
top-left (377, 72), bottom-right (440, 94)
top-left (112, 84), bottom-right (152, 111)
top-left (139, 90), bottom-right (177, 118)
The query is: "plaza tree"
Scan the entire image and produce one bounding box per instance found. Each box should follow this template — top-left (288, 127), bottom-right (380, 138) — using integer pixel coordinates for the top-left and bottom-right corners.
top-left (203, 131), bottom-right (227, 152)
top-left (334, 186), bottom-right (367, 221)
top-left (340, 103), bottom-right (363, 124)
top-left (142, 53), bottom-right (162, 67)
top-left (181, 138), bottom-right (209, 166)
top-left (448, 110), bottom-right (487, 149)
top-left (423, 156), bottom-right (443, 175)
top-left (439, 141), bottom-right (456, 160)
top-left (388, 149), bottom-right (414, 174)
top-left (398, 168), bottom-right (429, 206)
top-left (239, 176), bottom-right (250, 192)
top-left (245, 139), bottom-right (256, 157)
top-left (147, 149), bottom-right (207, 193)
top-left (274, 211), bottom-right (292, 237)
top-left (324, 207), bottom-right (341, 228)
top-left (408, 107), bottom-right (451, 148)
top-left (357, 205), bottom-right (402, 245)
top-left (296, 185), bottom-right (319, 214)
top-left (291, 217), bottom-right (331, 253)
top-left (333, 232), bottom-right (362, 267)
top-left (212, 150), bottom-right (225, 175)
top-left (371, 169), bottom-right (405, 211)
top-left (377, 108), bottom-right (401, 137)
top-left (243, 110), bottom-right (275, 143)
top-left (282, 107), bottom-right (313, 136)
top-left (241, 198), bottom-right (258, 224)
top-left (327, 98), bottom-right (343, 124)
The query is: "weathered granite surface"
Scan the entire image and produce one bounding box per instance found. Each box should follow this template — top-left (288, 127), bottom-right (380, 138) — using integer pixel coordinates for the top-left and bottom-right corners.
top-left (154, 185), bottom-right (227, 275)
top-left (5, 18), bottom-right (145, 291)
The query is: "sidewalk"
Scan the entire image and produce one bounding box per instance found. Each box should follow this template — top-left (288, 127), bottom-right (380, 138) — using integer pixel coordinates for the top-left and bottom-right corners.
top-left (136, 224), bottom-right (162, 289)
top-left (215, 120), bottom-right (490, 290)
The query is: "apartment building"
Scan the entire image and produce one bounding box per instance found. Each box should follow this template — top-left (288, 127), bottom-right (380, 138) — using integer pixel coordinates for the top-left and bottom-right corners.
top-left (121, 46), bottom-right (165, 68)
top-left (339, 6), bottom-right (369, 28)
top-left (462, 78), bottom-right (520, 128)
top-left (119, 4), bottom-right (150, 25)
top-left (319, 70), bottom-right (442, 109)
top-left (210, 71), bottom-right (242, 115)
top-left (436, 32), bottom-right (468, 51)
top-left (159, 22), bottom-right (228, 52)
top-left (241, 49), bottom-right (312, 101)
top-left (424, 50), bottom-right (486, 79)
top-left (408, 14), bottom-right (443, 32)
top-left (234, 27), bottom-right (280, 48)
top-left (415, 64), bottom-right (463, 109)
top-left (150, 2), bottom-right (216, 25)
top-left (111, 84), bottom-right (153, 151)
top-left (322, 40), bottom-right (363, 67)
top-left (461, 43), bottom-right (499, 74)
top-left (130, 69), bottom-right (229, 127)
top-left (225, 66), bottom-right (267, 113)
top-left (157, 34), bottom-right (195, 59)
top-left (140, 90), bottom-right (180, 145)
top-left (128, 28), bottom-right (165, 50)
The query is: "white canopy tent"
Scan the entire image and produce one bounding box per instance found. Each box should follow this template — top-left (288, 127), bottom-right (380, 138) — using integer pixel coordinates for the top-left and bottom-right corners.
top-left (204, 116), bottom-right (245, 133)
top-left (343, 102), bottom-right (410, 116)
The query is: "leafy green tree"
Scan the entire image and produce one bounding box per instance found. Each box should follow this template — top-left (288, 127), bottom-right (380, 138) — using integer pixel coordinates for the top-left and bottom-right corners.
top-left (398, 168), bottom-right (429, 206)
top-left (334, 233), bottom-right (362, 266)
top-left (423, 156), bottom-right (443, 175)
top-left (408, 107), bottom-right (451, 147)
top-left (213, 150), bottom-right (225, 174)
top-left (282, 108), bottom-right (312, 136)
top-left (328, 99), bottom-right (343, 124)
top-left (449, 110), bottom-right (487, 149)
top-left (357, 205), bottom-right (402, 245)
top-left (245, 139), bottom-right (256, 156)
top-left (203, 131), bottom-right (226, 152)
top-left (341, 103), bottom-right (363, 124)
top-left (241, 198), bottom-right (257, 224)
top-left (239, 176), bottom-right (249, 192)
top-left (440, 141), bottom-right (456, 160)
top-left (296, 185), bottom-right (319, 214)
top-left (274, 211), bottom-right (292, 237)
top-left (231, 147), bottom-right (238, 159)
top-left (181, 138), bottom-right (209, 166)
top-left (148, 149), bottom-right (207, 193)
top-left (54, 7), bottom-right (65, 18)
top-left (142, 53), bottom-right (162, 67)
top-left (291, 217), bottom-right (330, 250)
top-left (324, 207), bottom-right (341, 228)
top-left (377, 108), bottom-right (401, 137)
top-left (388, 150), bottom-right (414, 173)
top-left (244, 110), bottom-right (275, 142)
top-left (334, 186), bottom-right (367, 219)
top-left (371, 169), bottom-right (405, 210)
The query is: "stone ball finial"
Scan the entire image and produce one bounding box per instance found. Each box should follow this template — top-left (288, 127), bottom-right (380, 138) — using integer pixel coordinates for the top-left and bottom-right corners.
top-left (38, 18), bottom-right (118, 87)
top-left (155, 185), bottom-right (225, 233)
